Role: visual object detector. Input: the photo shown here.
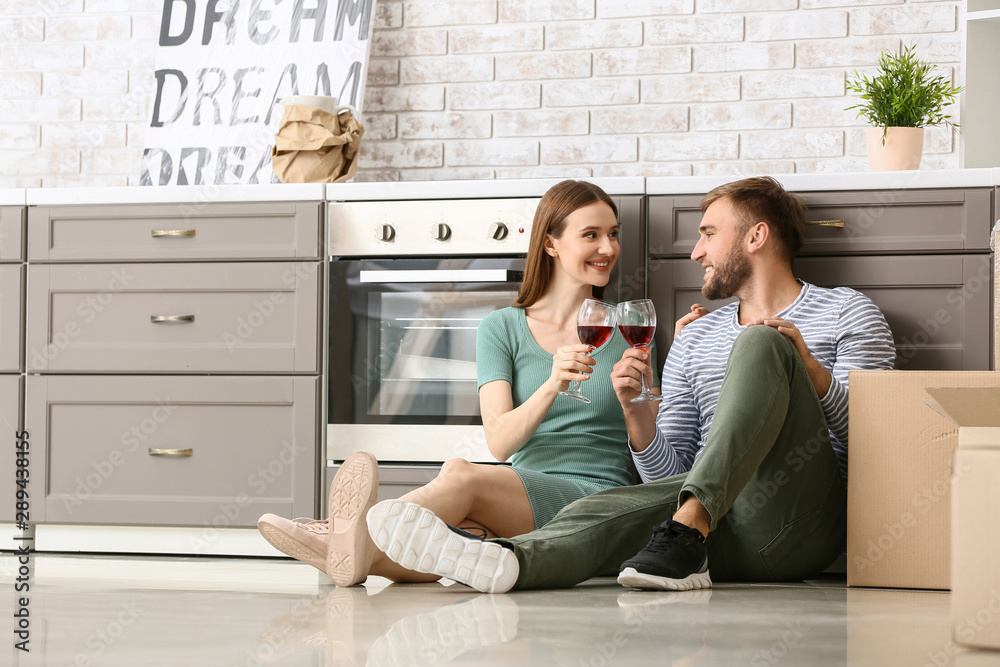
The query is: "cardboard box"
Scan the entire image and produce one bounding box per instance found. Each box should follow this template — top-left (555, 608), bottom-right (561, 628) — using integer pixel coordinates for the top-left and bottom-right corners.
top-left (847, 371), bottom-right (1000, 590)
top-left (924, 387), bottom-right (1000, 651)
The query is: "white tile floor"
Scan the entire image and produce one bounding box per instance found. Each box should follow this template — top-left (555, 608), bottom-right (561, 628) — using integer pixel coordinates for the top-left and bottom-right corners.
top-left (2, 554), bottom-right (998, 667)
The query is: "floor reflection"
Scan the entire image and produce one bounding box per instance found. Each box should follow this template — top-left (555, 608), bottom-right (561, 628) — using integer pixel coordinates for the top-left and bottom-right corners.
top-left (257, 583), bottom-right (522, 666)
top-left (256, 581), bottom-right (850, 666)
top-left (3, 554), bottom-right (999, 667)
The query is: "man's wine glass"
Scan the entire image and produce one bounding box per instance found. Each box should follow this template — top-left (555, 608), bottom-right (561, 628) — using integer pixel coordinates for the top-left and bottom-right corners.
top-left (616, 299), bottom-right (661, 403)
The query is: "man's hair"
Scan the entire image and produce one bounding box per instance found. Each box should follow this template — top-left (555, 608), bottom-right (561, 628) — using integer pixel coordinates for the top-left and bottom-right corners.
top-left (700, 176), bottom-right (806, 265)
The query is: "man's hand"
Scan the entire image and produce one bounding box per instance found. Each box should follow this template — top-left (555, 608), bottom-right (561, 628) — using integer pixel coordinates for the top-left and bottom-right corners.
top-left (753, 318), bottom-right (832, 398)
top-left (611, 347), bottom-right (660, 451)
top-left (674, 303), bottom-right (709, 338)
top-left (611, 347), bottom-right (656, 407)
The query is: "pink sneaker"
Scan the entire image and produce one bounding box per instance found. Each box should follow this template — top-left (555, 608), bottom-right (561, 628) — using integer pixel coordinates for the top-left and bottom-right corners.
top-left (326, 451), bottom-right (380, 587)
top-left (257, 514), bottom-right (329, 574)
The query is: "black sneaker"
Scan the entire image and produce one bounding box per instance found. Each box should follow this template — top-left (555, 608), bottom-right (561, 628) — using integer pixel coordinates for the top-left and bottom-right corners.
top-left (618, 520), bottom-right (711, 591)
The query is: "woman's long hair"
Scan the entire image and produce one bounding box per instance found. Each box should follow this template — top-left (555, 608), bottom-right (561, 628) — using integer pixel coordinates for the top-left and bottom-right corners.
top-left (513, 180), bottom-right (618, 308)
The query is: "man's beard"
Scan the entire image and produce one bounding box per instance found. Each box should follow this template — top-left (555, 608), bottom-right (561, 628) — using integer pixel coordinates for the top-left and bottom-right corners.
top-left (702, 242), bottom-right (751, 301)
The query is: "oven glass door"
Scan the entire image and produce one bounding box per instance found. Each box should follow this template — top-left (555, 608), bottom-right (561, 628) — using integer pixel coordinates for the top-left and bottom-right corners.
top-left (329, 258), bottom-right (522, 426)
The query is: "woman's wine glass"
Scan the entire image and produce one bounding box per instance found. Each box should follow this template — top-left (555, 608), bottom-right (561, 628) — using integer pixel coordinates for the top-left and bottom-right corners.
top-left (560, 299), bottom-right (616, 404)
top-left (616, 299), bottom-right (661, 403)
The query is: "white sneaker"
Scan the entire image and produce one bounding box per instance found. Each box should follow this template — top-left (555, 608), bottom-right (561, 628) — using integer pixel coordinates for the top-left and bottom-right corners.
top-left (366, 500), bottom-right (519, 594)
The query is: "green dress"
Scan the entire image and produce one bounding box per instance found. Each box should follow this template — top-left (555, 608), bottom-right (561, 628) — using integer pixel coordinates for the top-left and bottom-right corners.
top-left (477, 306), bottom-right (643, 528)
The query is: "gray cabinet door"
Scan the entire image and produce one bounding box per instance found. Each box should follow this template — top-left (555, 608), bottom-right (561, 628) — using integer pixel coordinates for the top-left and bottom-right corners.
top-left (649, 189), bottom-right (994, 257)
top-left (0, 375), bottom-right (24, 522)
top-left (26, 375), bottom-right (317, 526)
top-left (0, 264), bottom-right (23, 372)
top-left (28, 202), bottom-right (322, 261)
top-left (0, 207), bottom-right (24, 262)
top-left (26, 261), bottom-right (320, 373)
top-left (649, 254), bottom-right (993, 371)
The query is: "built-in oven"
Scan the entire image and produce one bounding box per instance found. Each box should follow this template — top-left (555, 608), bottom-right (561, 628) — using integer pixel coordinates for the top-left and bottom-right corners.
top-left (326, 187), bottom-right (644, 497)
top-left (328, 257), bottom-right (525, 463)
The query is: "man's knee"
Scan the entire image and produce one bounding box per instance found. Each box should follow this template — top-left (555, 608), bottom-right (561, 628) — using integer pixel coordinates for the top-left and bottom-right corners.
top-left (732, 324), bottom-right (795, 357)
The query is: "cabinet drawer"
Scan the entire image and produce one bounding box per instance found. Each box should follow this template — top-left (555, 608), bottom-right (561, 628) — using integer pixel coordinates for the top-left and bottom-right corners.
top-left (649, 188), bottom-right (994, 257)
top-left (26, 375), bottom-right (318, 526)
top-left (649, 254), bottom-right (992, 371)
top-left (0, 207), bottom-right (24, 262)
top-left (0, 374), bottom-right (24, 522)
top-left (28, 202), bottom-right (321, 261)
top-left (27, 262), bottom-right (320, 373)
top-left (0, 264), bottom-right (24, 372)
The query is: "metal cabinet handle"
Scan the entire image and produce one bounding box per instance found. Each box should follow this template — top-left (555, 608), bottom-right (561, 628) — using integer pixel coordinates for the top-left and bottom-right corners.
top-left (150, 315), bottom-right (195, 323)
top-left (806, 219), bottom-right (846, 228)
top-left (152, 229), bottom-right (196, 237)
top-left (148, 448), bottom-right (193, 457)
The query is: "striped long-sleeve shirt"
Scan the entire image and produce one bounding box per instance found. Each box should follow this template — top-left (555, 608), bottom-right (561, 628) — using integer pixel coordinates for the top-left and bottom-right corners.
top-left (632, 281), bottom-right (896, 483)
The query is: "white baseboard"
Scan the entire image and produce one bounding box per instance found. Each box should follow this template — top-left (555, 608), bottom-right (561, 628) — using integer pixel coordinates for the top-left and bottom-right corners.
top-left (1, 523), bottom-right (287, 558)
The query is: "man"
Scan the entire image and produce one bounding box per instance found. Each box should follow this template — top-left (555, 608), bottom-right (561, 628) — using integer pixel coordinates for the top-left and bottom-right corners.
top-left (366, 176), bottom-right (896, 593)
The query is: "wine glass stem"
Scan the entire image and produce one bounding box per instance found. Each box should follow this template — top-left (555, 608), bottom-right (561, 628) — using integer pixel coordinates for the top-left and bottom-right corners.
top-left (565, 345), bottom-right (594, 396)
top-left (637, 346), bottom-right (650, 395)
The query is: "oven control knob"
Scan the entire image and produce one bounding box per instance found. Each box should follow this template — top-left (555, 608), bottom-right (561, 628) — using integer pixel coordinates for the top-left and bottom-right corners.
top-left (433, 223), bottom-right (452, 241)
top-left (489, 222), bottom-right (509, 241)
top-left (376, 224), bottom-right (395, 242)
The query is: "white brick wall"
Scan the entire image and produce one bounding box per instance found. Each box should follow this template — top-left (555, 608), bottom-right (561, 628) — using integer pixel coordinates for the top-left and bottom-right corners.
top-left (0, 1), bottom-right (965, 186)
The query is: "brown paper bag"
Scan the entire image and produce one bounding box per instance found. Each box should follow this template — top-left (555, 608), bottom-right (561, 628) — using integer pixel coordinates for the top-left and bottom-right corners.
top-left (271, 105), bottom-right (365, 183)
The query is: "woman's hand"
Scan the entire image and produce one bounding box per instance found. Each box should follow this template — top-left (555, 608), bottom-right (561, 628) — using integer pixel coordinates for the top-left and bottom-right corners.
top-left (548, 344), bottom-right (596, 393)
top-left (610, 347), bottom-right (654, 408)
top-left (674, 303), bottom-right (709, 338)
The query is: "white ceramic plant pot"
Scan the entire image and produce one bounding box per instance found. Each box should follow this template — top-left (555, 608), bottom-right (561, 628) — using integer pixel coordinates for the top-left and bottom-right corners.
top-left (866, 127), bottom-right (925, 171)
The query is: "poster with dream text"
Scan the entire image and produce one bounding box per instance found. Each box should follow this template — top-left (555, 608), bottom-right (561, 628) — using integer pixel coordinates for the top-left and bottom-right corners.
top-left (141, 0), bottom-right (375, 186)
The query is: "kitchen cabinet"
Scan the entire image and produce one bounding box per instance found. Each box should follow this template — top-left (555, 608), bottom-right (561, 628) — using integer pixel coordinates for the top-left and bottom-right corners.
top-left (26, 262), bottom-right (319, 373)
top-left (647, 188), bottom-right (996, 371)
top-left (27, 375), bottom-right (317, 526)
top-left (0, 375), bottom-right (23, 523)
top-left (24, 201), bottom-right (323, 529)
top-left (28, 203), bottom-right (320, 262)
top-left (1, 205), bottom-right (24, 523)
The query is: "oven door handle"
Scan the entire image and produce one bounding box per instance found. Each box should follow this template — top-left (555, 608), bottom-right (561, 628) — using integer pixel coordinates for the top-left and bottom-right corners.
top-left (359, 269), bottom-right (523, 284)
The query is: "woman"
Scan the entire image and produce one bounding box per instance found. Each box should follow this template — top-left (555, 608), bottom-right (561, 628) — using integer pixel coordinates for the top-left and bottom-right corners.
top-left (258, 180), bottom-right (642, 585)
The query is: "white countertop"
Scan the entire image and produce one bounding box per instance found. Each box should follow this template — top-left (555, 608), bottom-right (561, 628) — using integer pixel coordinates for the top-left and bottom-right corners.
top-left (10, 169), bottom-right (1000, 207)
top-left (327, 177), bottom-right (646, 200)
top-left (646, 168), bottom-right (1000, 195)
top-left (25, 183), bottom-right (326, 206)
top-left (0, 190), bottom-right (25, 206)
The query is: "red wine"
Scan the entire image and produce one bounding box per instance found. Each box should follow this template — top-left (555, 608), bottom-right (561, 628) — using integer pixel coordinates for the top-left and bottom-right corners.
top-left (578, 325), bottom-right (613, 348)
top-left (620, 324), bottom-right (654, 348)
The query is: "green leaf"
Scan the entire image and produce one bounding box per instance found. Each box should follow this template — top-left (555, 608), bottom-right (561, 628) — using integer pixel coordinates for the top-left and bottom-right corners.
top-left (844, 42), bottom-right (963, 133)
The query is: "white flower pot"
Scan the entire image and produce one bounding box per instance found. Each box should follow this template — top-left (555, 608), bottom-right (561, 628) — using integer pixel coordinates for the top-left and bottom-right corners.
top-left (866, 127), bottom-right (925, 171)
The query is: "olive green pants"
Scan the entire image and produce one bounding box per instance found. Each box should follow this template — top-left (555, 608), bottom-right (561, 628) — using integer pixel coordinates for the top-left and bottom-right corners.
top-left (497, 325), bottom-right (848, 589)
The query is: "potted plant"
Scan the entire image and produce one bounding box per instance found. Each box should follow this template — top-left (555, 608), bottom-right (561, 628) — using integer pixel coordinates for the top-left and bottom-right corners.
top-left (846, 43), bottom-right (962, 171)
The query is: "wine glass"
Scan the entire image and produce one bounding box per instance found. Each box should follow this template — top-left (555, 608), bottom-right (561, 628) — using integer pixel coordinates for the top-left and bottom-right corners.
top-left (617, 299), bottom-right (661, 403)
top-left (560, 299), bottom-right (616, 404)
